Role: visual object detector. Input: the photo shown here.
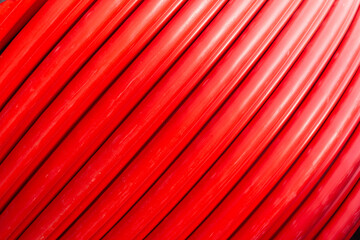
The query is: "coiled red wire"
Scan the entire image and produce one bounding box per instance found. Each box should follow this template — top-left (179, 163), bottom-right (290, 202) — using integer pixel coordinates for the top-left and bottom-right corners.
top-left (0, 0), bottom-right (359, 239)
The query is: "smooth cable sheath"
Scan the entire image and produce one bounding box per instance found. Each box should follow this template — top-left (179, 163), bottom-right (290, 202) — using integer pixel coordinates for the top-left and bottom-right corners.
top-left (0, 0), bottom-right (47, 51)
top-left (104, 0), bottom-right (336, 238)
top-left (189, 5), bottom-right (360, 238)
top-left (61, 1), bottom-right (268, 239)
top-left (147, 0), bottom-right (358, 236)
top-left (235, 65), bottom-right (360, 240)
top-left (0, 0), bottom-right (96, 109)
top-left (0, 0), bottom-right (255, 238)
top-left (0, 0), bottom-right (142, 166)
top-left (18, 0), bottom-right (229, 238)
top-left (0, 0), bottom-right (187, 214)
top-left (273, 71), bottom-right (360, 239)
top-left (0, 0), bottom-right (143, 237)
top-left (317, 174), bottom-right (360, 240)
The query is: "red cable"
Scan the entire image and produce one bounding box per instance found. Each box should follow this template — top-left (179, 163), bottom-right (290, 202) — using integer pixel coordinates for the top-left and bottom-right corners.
top-left (0, 0), bottom-right (142, 236)
top-left (104, 0), bottom-right (337, 238)
top-left (142, 0), bottom-right (344, 238)
top-left (0, 0), bottom-right (186, 212)
top-left (17, 0), bottom-right (231, 238)
top-left (61, 1), bottom-right (269, 239)
top-left (150, 0), bottom-right (358, 236)
top-left (0, 1), bottom-right (358, 239)
top-left (273, 97), bottom-right (360, 239)
top-left (0, 0), bottom-right (253, 237)
top-left (20, 0), bottom-right (296, 238)
top-left (45, 0), bottom-right (300, 237)
top-left (0, 0), bottom-right (142, 162)
top-left (315, 124), bottom-right (360, 240)
top-left (316, 173), bottom-right (360, 240)
top-left (235, 68), bottom-right (360, 240)
top-left (0, 0), bottom-right (47, 50)
top-left (230, 3), bottom-right (359, 239)
top-left (304, 127), bottom-right (360, 238)
top-left (188, 6), bottom-right (360, 239)
top-left (0, 0), bottom-right (96, 110)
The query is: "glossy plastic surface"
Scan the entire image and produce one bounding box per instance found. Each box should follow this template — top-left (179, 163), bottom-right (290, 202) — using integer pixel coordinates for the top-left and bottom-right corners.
top-left (0, 0), bottom-right (47, 50)
top-left (0, 0), bottom-right (185, 216)
top-left (0, 0), bottom-right (95, 109)
top-left (0, 0), bottom-right (359, 239)
top-left (19, 0), bottom-right (232, 238)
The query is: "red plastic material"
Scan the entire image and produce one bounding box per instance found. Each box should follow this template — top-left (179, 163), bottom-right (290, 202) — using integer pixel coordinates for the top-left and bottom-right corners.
top-left (316, 134), bottom-right (360, 240)
top-left (18, 0), bottom-right (232, 239)
top-left (232, 3), bottom-right (360, 239)
top-left (0, 0), bottom-right (261, 236)
top-left (0, 0), bottom-right (141, 235)
top-left (304, 125), bottom-right (360, 238)
top-left (138, 0), bottom-right (335, 239)
top-left (63, 0), bottom-right (270, 238)
top-left (0, 0), bottom-right (47, 50)
top-left (274, 74), bottom-right (360, 238)
top-left (235, 60), bottom-right (360, 240)
top-left (0, 0), bottom-right (142, 162)
top-left (0, 0), bottom-right (186, 212)
top-left (35, 0), bottom-right (302, 238)
top-left (0, 0), bottom-right (359, 239)
top-left (0, 0), bottom-right (96, 109)
top-left (188, 4), bottom-right (360, 238)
